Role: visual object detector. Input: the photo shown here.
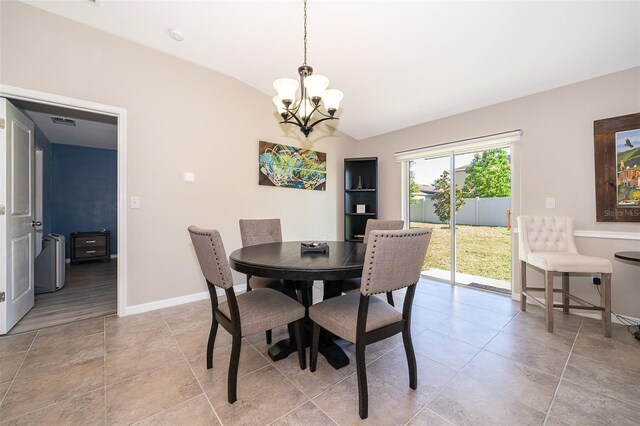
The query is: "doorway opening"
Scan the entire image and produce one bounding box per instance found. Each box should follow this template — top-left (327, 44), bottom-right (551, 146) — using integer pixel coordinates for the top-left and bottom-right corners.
top-left (398, 131), bottom-right (520, 296)
top-left (11, 100), bottom-right (117, 333)
top-left (0, 84), bottom-right (127, 335)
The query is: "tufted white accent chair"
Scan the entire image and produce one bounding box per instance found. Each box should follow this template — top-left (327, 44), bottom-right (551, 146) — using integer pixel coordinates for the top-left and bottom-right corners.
top-left (517, 216), bottom-right (613, 337)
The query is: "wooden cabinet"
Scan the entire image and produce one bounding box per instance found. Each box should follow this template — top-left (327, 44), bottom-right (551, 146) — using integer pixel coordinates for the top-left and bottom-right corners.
top-left (344, 157), bottom-right (378, 242)
top-left (70, 231), bottom-right (111, 264)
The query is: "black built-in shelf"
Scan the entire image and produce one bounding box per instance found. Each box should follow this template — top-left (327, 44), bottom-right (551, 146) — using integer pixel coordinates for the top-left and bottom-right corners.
top-left (344, 157), bottom-right (378, 242)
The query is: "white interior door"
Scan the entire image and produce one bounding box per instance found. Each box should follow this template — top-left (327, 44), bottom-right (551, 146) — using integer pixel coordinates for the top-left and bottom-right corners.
top-left (0, 98), bottom-right (35, 334)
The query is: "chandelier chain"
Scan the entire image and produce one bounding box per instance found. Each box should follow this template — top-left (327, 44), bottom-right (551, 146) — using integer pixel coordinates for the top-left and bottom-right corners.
top-left (303, 0), bottom-right (307, 65)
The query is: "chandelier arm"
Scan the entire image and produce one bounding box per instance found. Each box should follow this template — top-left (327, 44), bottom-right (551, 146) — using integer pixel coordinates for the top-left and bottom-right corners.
top-left (307, 116), bottom-right (339, 128)
top-left (284, 109), bottom-right (305, 127)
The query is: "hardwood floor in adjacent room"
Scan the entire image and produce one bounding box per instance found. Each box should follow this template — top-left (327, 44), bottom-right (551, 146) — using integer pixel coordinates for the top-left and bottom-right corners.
top-left (9, 260), bottom-right (117, 335)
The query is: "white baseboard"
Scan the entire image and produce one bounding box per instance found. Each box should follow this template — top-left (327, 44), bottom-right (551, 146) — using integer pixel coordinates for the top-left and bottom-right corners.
top-left (123, 284), bottom-right (247, 316)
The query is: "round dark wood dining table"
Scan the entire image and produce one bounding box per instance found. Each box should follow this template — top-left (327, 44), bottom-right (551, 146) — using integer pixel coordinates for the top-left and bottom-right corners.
top-left (229, 241), bottom-right (367, 369)
top-left (614, 251), bottom-right (640, 263)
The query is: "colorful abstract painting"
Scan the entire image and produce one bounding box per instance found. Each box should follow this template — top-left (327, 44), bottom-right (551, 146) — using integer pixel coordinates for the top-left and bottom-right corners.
top-left (259, 141), bottom-right (326, 191)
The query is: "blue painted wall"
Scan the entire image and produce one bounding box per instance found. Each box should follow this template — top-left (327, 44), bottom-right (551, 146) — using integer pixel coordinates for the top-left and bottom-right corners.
top-left (50, 144), bottom-right (117, 258)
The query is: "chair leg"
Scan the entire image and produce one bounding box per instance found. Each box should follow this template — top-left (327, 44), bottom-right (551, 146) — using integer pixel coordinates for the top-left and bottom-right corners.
top-left (227, 335), bottom-right (241, 404)
top-left (520, 260), bottom-right (527, 311)
top-left (561, 273), bottom-right (570, 314)
top-left (293, 320), bottom-right (306, 370)
top-left (265, 330), bottom-right (272, 344)
top-left (386, 291), bottom-right (395, 307)
top-left (402, 325), bottom-right (417, 390)
top-left (310, 323), bottom-right (320, 372)
top-left (207, 318), bottom-right (219, 369)
top-left (356, 340), bottom-right (368, 420)
top-left (545, 271), bottom-right (554, 333)
top-left (601, 273), bottom-right (612, 337)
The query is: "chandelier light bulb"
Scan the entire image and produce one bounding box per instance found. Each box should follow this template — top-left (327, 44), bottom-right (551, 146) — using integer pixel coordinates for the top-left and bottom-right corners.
top-left (323, 89), bottom-right (344, 113)
top-left (272, 96), bottom-right (287, 114)
top-left (273, 78), bottom-right (299, 104)
top-left (304, 75), bottom-right (329, 100)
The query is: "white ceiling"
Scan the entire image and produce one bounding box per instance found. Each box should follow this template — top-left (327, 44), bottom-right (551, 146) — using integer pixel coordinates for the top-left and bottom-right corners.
top-left (19, 0), bottom-right (640, 140)
top-left (13, 100), bottom-right (118, 150)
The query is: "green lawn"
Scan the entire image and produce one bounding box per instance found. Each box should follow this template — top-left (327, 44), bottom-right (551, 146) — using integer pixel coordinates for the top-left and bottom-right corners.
top-left (411, 222), bottom-right (512, 281)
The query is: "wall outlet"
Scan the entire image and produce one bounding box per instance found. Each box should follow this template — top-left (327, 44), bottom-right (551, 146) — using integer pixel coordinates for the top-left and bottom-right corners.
top-left (130, 196), bottom-right (141, 209)
top-left (545, 197), bottom-right (556, 209)
top-left (183, 172), bottom-right (195, 183)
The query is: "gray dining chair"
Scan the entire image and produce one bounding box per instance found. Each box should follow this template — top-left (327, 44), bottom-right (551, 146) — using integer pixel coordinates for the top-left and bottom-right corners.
top-left (188, 226), bottom-right (306, 403)
top-left (239, 218), bottom-right (284, 344)
top-left (309, 228), bottom-right (432, 419)
top-left (342, 219), bottom-right (405, 306)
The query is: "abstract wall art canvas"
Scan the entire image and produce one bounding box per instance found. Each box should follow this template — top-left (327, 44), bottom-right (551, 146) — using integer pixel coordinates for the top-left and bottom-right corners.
top-left (258, 141), bottom-right (327, 191)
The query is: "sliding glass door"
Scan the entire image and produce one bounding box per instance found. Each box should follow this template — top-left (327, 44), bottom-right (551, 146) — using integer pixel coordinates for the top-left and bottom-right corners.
top-left (404, 136), bottom-right (517, 294)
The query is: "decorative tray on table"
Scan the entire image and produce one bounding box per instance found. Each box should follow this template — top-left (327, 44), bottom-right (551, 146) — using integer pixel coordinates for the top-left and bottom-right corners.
top-left (300, 242), bottom-right (330, 254)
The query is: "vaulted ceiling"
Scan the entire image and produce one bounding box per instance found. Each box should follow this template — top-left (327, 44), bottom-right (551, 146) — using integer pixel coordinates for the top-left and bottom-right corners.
top-left (20, 0), bottom-right (640, 140)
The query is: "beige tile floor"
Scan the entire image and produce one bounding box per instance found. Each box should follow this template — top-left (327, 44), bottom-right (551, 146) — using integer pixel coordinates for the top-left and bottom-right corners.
top-left (0, 279), bottom-right (639, 425)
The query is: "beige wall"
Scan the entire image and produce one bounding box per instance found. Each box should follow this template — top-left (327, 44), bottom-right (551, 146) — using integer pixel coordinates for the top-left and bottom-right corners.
top-left (356, 67), bottom-right (640, 318)
top-left (0, 1), bottom-right (357, 307)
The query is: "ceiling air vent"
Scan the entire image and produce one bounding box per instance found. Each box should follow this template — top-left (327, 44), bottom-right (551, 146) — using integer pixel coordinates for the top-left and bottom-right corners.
top-left (51, 117), bottom-right (76, 126)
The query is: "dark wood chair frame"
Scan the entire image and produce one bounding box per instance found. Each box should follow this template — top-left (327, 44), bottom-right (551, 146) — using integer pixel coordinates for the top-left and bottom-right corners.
top-left (205, 279), bottom-right (306, 404)
top-left (310, 283), bottom-right (419, 419)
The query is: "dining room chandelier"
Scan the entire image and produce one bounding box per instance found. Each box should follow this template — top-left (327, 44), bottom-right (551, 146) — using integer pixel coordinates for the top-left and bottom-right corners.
top-left (272, 0), bottom-right (343, 138)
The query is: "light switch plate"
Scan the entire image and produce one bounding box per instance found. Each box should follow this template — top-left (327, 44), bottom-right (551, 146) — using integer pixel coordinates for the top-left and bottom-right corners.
top-left (130, 196), bottom-right (141, 209)
top-left (183, 172), bottom-right (195, 183)
top-left (545, 197), bottom-right (556, 209)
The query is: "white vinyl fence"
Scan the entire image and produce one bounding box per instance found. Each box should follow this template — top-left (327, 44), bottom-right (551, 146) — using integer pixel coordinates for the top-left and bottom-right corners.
top-left (410, 197), bottom-right (510, 227)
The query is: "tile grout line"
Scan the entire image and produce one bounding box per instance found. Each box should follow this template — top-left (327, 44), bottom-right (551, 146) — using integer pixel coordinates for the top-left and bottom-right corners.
top-left (159, 313), bottom-right (224, 426)
top-left (0, 329), bottom-right (40, 409)
top-left (244, 333), bottom-right (342, 425)
top-left (403, 305), bottom-right (524, 426)
top-left (543, 318), bottom-right (582, 426)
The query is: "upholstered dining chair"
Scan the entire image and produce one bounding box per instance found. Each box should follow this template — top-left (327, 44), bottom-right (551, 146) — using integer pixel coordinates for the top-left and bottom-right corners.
top-left (188, 226), bottom-right (306, 403)
top-left (517, 216), bottom-right (613, 336)
top-left (309, 228), bottom-right (432, 419)
top-left (239, 218), bottom-right (284, 344)
top-left (342, 219), bottom-right (405, 306)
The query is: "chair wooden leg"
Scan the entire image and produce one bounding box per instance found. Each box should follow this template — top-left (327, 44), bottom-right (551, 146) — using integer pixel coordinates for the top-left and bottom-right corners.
top-left (562, 273), bottom-right (570, 314)
top-left (601, 273), bottom-right (612, 337)
top-left (520, 260), bottom-right (527, 311)
top-left (227, 335), bottom-right (241, 404)
top-left (386, 291), bottom-right (395, 307)
top-left (402, 325), bottom-right (417, 390)
top-left (310, 323), bottom-right (320, 372)
top-left (356, 340), bottom-right (368, 420)
top-left (293, 320), bottom-right (306, 370)
top-left (545, 271), bottom-right (554, 333)
top-left (265, 330), bottom-right (272, 344)
top-left (207, 318), bottom-right (218, 369)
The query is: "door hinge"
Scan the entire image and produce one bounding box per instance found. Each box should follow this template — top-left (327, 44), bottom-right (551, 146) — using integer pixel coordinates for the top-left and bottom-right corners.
top-left (0, 118), bottom-right (4, 129)
top-left (0, 206), bottom-right (5, 216)
top-left (0, 292), bottom-right (5, 302)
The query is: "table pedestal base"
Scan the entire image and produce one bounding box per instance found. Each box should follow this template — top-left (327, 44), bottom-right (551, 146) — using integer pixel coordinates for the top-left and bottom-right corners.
top-left (267, 338), bottom-right (349, 369)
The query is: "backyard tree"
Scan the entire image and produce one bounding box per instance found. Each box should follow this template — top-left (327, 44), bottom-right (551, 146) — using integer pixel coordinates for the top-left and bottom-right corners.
top-left (409, 161), bottom-right (421, 205)
top-left (462, 149), bottom-right (511, 197)
top-left (433, 170), bottom-right (465, 226)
